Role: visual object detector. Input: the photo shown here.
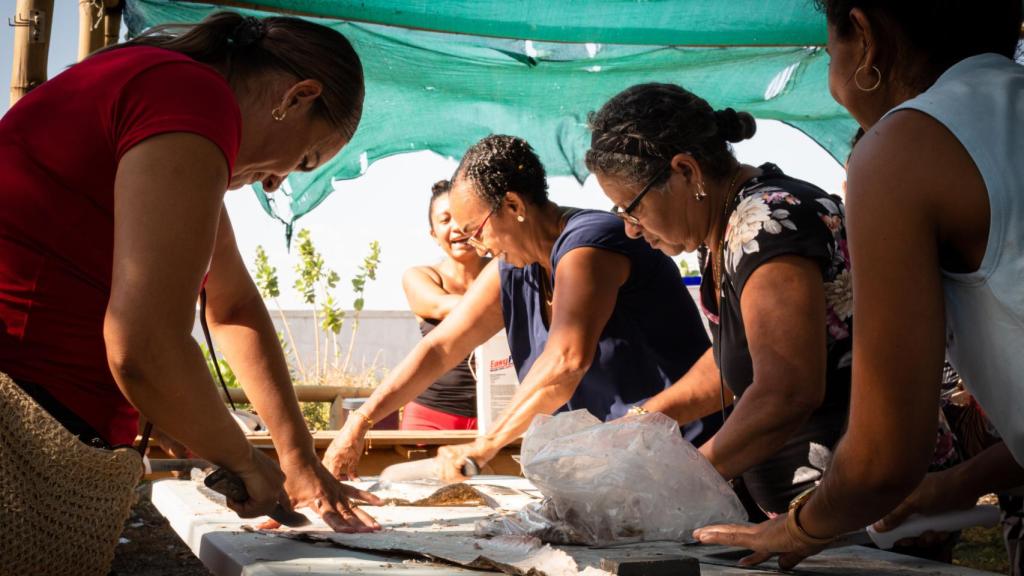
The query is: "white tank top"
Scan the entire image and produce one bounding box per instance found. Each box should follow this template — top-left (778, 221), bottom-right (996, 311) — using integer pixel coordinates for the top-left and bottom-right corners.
top-left (885, 53), bottom-right (1024, 465)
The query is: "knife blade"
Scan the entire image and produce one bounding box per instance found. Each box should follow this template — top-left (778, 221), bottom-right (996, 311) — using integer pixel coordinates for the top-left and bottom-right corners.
top-left (829, 505), bottom-right (1000, 549)
top-left (203, 467), bottom-right (311, 528)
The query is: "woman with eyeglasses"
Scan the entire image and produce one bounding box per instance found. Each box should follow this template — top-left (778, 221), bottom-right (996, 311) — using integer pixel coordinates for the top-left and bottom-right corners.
top-left (323, 134), bottom-right (712, 481)
top-left (397, 180), bottom-right (488, 431)
top-left (586, 83), bottom-right (853, 518)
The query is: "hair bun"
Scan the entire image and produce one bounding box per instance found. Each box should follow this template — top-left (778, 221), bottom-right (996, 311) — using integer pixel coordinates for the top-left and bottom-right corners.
top-left (431, 179), bottom-right (451, 196)
top-left (714, 108), bottom-right (757, 143)
top-left (230, 16), bottom-right (266, 48)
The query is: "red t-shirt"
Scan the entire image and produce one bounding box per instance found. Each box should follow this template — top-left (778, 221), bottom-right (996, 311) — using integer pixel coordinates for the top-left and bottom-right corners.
top-left (0, 46), bottom-right (241, 445)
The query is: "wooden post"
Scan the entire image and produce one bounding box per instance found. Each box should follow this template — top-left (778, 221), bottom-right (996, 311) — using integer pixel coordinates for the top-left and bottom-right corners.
top-left (77, 0), bottom-right (104, 61)
top-left (8, 0), bottom-right (53, 106)
top-left (101, 1), bottom-right (122, 49)
top-left (77, 0), bottom-right (121, 61)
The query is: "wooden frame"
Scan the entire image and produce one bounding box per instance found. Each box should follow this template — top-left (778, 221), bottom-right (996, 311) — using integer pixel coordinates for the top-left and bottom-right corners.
top-left (145, 430), bottom-right (524, 478)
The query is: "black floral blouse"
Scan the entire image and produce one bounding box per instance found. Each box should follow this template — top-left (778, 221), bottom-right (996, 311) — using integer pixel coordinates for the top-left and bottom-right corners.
top-left (699, 163), bottom-right (853, 513)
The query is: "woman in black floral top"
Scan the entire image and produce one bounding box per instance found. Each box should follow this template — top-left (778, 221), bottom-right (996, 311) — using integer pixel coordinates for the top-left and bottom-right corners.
top-left (586, 83), bottom-right (852, 515)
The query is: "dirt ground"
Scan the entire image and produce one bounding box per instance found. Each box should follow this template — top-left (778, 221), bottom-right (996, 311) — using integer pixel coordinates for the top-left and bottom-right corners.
top-left (110, 483), bottom-right (211, 576)
top-left (111, 484), bottom-right (1010, 575)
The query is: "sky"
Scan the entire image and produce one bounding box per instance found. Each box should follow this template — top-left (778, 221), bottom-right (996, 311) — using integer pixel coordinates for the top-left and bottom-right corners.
top-left (1, 2), bottom-right (846, 310)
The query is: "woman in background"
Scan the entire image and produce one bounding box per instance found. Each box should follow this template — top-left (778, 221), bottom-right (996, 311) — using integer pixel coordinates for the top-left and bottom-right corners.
top-left (400, 180), bottom-right (488, 430)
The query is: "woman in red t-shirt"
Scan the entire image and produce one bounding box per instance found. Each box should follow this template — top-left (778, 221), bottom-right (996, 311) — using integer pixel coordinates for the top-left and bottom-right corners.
top-left (0, 13), bottom-right (380, 532)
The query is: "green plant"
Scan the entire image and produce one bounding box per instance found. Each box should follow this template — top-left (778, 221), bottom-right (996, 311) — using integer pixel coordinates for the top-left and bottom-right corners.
top-left (255, 246), bottom-right (305, 382)
top-left (301, 401), bottom-right (331, 431)
top-left (252, 231), bottom-right (382, 387)
top-left (679, 258), bottom-right (701, 278)
top-left (343, 240), bottom-right (381, 371)
top-left (200, 343), bottom-right (239, 388)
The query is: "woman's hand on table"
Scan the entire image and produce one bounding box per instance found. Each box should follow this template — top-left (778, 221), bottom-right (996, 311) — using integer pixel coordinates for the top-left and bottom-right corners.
top-left (322, 419), bottom-right (368, 481)
top-left (261, 455), bottom-right (383, 533)
top-left (437, 439), bottom-right (496, 483)
top-left (693, 513), bottom-right (826, 570)
top-left (872, 468), bottom-right (974, 547)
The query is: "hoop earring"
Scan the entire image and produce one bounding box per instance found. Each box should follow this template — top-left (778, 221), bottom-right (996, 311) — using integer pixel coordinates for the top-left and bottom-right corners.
top-left (854, 64), bottom-right (882, 92)
top-left (271, 107), bottom-right (287, 121)
top-left (694, 182), bottom-right (707, 202)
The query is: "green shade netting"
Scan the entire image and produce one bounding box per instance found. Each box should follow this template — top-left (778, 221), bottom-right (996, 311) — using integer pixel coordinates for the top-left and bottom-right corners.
top-left (125, 0), bottom-right (855, 233)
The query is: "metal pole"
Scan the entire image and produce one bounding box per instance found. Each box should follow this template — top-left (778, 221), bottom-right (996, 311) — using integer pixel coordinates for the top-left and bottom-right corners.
top-left (8, 0), bottom-right (54, 106)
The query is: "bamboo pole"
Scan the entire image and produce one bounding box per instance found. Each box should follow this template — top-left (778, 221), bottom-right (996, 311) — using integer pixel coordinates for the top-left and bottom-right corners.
top-left (77, 0), bottom-right (104, 61)
top-left (77, 0), bottom-right (121, 61)
top-left (101, 0), bottom-right (122, 49)
top-left (9, 0), bottom-right (53, 106)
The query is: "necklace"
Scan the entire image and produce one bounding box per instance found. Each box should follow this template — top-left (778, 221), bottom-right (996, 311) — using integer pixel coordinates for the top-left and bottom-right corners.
top-left (540, 209), bottom-right (571, 309)
top-left (710, 167), bottom-right (744, 301)
top-left (541, 269), bottom-right (554, 307)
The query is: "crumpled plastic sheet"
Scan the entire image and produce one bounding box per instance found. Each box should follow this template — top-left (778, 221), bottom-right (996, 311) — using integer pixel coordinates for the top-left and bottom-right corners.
top-left (477, 410), bottom-right (747, 545)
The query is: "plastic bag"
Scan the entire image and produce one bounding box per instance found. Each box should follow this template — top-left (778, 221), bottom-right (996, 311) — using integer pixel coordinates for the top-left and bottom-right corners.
top-left (479, 410), bottom-right (747, 545)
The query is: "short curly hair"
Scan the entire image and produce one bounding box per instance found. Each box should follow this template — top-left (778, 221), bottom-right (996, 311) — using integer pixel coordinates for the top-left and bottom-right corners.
top-left (453, 135), bottom-right (549, 209)
top-left (585, 83), bottom-right (755, 188)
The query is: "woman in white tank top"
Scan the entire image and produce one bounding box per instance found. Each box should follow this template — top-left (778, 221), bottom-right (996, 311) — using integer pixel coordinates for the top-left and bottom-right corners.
top-left (694, 1), bottom-right (1024, 570)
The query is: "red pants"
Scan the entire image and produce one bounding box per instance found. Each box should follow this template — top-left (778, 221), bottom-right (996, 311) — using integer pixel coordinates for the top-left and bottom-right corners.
top-left (400, 401), bottom-right (477, 431)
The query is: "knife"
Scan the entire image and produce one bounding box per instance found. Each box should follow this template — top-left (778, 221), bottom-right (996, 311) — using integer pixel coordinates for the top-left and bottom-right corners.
top-left (203, 467), bottom-right (311, 528)
top-left (376, 456), bottom-right (480, 485)
top-left (829, 505), bottom-right (1000, 549)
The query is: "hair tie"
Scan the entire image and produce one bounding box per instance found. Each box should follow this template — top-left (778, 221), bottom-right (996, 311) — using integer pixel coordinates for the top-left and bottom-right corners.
top-left (229, 16), bottom-right (266, 48)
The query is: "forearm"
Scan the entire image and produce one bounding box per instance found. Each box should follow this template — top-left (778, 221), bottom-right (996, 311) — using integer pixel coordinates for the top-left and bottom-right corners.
top-left (479, 350), bottom-right (584, 457)
top-left (800, 424), bottom-right (931, 539)
top-left (642, 349), bottom-right (726, 424)
top-left (108, 332), bottom-right (251, 470)
top-left (415, 294), bottom-right (463, 321)
top-left (358, 339), bottom-right (464, 427)
top-left (699, 387), bottom-right (814, 480)
top-left (209, 294), bottom-right (314, 464)
top-left (953, 441), bottom-right (1024, 497)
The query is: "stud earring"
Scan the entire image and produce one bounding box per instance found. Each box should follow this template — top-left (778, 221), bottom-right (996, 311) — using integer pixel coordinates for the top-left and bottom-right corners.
top-left (694, 183), bottom-right (707, 202)
top-left (516, 215), bottom-right (525, 223)
top-left (271, 107), bottom-right (286, 121)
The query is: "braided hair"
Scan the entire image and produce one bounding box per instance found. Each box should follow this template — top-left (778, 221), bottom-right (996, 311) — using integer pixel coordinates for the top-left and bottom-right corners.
top-left (586, 83), bottom-right (755, 187)
top-left (454, 135), bottom-right (549, 210)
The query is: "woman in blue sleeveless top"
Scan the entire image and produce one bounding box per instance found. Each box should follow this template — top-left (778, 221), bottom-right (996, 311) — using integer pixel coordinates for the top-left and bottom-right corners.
top-left (323, 135), bottom-right (710, 481)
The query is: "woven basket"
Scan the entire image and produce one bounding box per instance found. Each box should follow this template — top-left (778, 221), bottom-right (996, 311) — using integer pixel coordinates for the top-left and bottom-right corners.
top-left (0, 373), bottom-right (143, 576)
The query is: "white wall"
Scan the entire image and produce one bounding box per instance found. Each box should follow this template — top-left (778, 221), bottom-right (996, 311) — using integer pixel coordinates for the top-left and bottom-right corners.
top-left (192, 310), bottom-right (421, 379)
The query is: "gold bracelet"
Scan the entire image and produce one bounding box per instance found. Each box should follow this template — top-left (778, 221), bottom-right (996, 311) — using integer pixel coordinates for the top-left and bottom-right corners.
top-left (352, 409), bottom-right (374, 428)
top-left (785, 486), bottom-right (834, 547)
top-left (627, 405), bottom-right (649, 417)
top-left (351, 410), bottom-right (374, 455)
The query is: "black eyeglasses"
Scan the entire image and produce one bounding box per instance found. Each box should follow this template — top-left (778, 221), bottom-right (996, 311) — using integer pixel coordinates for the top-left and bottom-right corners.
top-left (611, 165), bottom-right (669, 225)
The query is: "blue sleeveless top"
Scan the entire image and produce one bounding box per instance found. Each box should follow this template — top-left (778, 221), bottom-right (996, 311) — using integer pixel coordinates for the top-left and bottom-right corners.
top-left (499, 209), bottom-right (710, 423)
